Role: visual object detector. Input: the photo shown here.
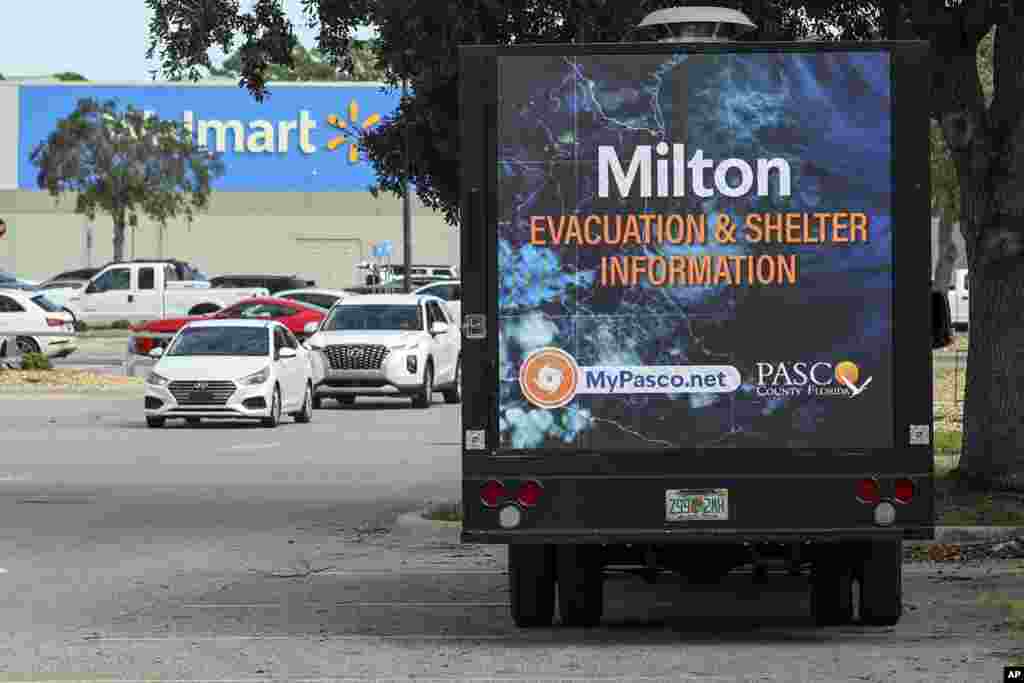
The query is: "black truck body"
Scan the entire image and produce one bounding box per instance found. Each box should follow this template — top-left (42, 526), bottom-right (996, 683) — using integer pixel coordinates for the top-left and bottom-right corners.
top-left (459, 40), bottom-right (933, 628)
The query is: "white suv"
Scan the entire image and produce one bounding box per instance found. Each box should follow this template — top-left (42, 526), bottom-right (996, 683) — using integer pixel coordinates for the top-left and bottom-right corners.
top-left (307, 294), bottom-right (461, 408)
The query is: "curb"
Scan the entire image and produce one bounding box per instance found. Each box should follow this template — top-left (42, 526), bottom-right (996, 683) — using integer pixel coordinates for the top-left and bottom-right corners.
top-left (930, 526), bottom-right (1024, 544)
top-left (393, 501), bottom-right (462, 543)
top-left (393, 513), bottom-right (1023, 548)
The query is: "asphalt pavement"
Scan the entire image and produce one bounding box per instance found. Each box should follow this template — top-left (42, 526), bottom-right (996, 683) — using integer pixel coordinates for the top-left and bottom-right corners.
top-left (0, 366), bottom-right (1020, 681)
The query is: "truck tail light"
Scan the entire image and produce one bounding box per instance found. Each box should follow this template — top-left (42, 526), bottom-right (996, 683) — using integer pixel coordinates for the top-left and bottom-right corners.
top-left (46, 317), bottom-right (64, 327)
top-left (480, 479), bottom-right (506, 508)
top-left (894, 478), bottom-right (915, 504)
top-left (515, 480), bottom-right (544, 507)
top-left (855, 478), bottom-right (880, 504)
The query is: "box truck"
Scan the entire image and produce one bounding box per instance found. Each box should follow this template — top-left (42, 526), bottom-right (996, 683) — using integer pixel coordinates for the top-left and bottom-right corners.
top-left (458, 39), bottom-right (933, 628)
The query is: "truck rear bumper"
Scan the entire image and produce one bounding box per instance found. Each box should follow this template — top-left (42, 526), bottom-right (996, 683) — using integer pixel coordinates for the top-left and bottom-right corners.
top-left (462, 526), bottom-right (934, 544)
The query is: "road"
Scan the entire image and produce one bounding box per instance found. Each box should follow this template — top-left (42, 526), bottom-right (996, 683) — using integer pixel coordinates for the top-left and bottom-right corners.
top-left (0, 392), bottom-right (1020, 681)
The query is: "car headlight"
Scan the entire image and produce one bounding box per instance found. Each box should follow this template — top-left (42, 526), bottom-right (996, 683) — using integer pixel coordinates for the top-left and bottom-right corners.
top-left (390, 341), bottom-right (423, 351)
top-left (146, 371), bottom-right (169, 387)
top-left (241, 366), bottom-right (271, 386)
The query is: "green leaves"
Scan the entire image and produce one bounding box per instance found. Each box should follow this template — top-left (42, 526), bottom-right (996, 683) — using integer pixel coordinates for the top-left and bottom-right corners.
top-left (29, 97), bottom-right (225, 261)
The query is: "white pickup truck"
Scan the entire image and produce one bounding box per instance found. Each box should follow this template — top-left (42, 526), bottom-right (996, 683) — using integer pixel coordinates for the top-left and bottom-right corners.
top-left (65, 261), bottom-right (268, 324)
top-left (947, 268), bottom-right (969, 329)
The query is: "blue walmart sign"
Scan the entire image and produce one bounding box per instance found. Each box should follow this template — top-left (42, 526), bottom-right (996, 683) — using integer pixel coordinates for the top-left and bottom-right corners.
top-left (17, 84), bottom-right (400, 192)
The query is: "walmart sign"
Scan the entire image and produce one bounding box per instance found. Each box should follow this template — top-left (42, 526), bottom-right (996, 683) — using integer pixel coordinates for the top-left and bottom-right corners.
top-left (16, 84), bottom-right (399, 192)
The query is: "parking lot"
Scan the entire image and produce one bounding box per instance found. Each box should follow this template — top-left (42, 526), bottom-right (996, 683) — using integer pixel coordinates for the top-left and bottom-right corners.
top-left (0, 390), bottom-right (1018, 682)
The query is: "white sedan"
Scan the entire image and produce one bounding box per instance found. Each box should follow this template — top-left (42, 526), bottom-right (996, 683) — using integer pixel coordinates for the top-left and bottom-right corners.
top-left (143, 319), bottom-right (315, 428)
top-left (0, 288), bottom-right (77, 359)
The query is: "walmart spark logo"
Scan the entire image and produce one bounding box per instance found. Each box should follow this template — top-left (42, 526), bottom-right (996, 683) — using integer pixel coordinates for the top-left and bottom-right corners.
top-left (326, 100), bottom-right (382, 163)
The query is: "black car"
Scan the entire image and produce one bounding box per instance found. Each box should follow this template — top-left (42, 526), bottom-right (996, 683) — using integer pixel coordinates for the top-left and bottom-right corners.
top-left (209, 274), bottom-right (315, 295)
top-left (45, 267), bottom-right (101, 283)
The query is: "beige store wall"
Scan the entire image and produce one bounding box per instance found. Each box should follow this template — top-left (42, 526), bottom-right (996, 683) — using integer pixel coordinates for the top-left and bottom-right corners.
top-left (0, 190), bottom-right (458, 286)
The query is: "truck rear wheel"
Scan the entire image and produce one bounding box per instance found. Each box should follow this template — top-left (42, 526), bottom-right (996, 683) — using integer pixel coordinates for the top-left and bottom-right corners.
top-left (556, 544), bottom-right (604, 627)
top-left (810, 548), bottom-right (854, 626)
top-left (856, 539), bottom-right (902, 626)
top-left (509, 544), bottom-right (555, 628)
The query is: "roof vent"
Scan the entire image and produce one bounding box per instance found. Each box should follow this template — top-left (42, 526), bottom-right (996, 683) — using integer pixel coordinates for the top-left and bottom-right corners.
top-left (634, 5), bottom-right (757, 43)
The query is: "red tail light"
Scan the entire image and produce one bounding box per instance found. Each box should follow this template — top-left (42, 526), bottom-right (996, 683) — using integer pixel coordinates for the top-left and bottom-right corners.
top-left (856, 478), bottom-right (880, 504)
top-left (480, 479), bottom-right (506, 508)
top-left (515, 480), bottom-right (544, 507)
top-left (894, 478), bottom-right (915, 504)
top-left (46, 317), bottom-right (64, 327)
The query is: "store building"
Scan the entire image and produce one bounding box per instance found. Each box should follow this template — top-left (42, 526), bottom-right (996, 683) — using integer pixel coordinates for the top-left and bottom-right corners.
top-left (0, 81), bottom-right (458, 287)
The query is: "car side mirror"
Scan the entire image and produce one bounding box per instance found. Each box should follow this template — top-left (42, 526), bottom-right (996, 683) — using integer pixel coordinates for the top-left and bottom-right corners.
top-left (149, 346), bottom-right (164, 358)
top-left (278, 346), bottom-right (298, 359)
top-left (430, 321), bottom-right (449, 335)
top-left (303, 321), bottom-right (319, 335)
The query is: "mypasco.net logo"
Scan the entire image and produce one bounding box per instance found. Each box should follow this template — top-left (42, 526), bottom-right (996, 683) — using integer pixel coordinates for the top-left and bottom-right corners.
top-left (518, 347), bottom-right (741, 409)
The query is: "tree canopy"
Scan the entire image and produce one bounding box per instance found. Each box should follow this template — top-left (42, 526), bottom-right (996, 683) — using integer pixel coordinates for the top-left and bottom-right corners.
top-left (209, 40), bottom-right (385, 82)
top-left (52, 72), bottom-right (88, 82)
top-left (30, 98), bottom-right (225, 262)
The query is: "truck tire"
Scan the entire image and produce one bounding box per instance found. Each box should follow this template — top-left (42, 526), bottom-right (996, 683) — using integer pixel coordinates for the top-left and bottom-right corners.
top-left (856, 539), bottom-right (902, 626)
top-left (810, 549), bottom-right (854, 626)
top-left (509, 544), bottom-right (556, 628)
top-left (556, 544), bottom-right (604, 627)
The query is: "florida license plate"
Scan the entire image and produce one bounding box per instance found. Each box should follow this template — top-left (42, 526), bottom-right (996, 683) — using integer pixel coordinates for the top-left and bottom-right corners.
top-left (665, 489), bottom-right (729, 522)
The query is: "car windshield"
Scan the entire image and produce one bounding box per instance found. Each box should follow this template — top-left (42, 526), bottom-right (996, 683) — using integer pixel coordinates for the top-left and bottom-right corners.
top-left (166, 326), bottom-right (270, 357)
top-left (30, 294), bottom-right (63, 312)
top-left (323, 305), bottom-right (422, 331)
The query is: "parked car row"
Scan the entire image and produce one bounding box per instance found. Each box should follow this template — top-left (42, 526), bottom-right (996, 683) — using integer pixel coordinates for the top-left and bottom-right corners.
top-left (141, 292), bottom-right (462, 427)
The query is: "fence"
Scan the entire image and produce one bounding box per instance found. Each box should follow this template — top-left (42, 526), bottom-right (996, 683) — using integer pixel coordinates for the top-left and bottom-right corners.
top-left (0, 330), bottom-right (79, 368)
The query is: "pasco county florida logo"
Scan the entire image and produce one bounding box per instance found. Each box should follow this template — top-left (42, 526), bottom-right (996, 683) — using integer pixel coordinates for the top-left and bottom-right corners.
top-left (755, 360), bottom-right (873, 398)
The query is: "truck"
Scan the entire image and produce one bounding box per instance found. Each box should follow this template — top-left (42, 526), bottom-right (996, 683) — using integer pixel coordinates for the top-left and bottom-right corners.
top-left (458, 39), bottom-right (933, 628)
top-left (65, 260), bottom-right (268, 325)
top-left (947, 267), bottom-right (969, 330)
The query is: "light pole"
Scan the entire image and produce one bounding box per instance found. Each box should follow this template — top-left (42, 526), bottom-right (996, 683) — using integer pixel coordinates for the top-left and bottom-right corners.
top-left (402, 78), bottom-right (413, 293)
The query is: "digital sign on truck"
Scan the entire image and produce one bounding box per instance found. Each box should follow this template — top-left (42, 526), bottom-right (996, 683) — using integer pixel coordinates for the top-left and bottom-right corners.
top-left (496, 51), bottom-right (894, 451)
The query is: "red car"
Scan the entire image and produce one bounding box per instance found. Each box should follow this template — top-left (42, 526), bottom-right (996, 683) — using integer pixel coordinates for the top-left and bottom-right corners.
top-left (128, 297), bottom-right (326, 356)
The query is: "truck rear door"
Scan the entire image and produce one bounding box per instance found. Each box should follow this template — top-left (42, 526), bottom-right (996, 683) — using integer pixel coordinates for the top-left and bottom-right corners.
top-left (460, 41), bottom-right (933, 544)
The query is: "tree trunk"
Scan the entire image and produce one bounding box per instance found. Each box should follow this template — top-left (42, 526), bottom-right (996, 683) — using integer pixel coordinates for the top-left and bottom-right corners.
top-left (961, 259), bottom-right (1024, 491)
top-left (111, 213), bottom-right (125, 262)
top-left (932, 207), bottom-right (959, 292)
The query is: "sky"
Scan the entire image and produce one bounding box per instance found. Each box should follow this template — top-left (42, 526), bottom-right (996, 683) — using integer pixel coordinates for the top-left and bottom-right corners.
top-left (0, 1), bottom-right (373, 81)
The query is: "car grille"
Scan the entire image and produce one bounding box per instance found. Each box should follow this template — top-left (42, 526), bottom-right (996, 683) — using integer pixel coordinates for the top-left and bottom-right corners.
top-left (168, 380), bottom-right (237, 406)
top-left (324, 344), bottom-right (390, 370)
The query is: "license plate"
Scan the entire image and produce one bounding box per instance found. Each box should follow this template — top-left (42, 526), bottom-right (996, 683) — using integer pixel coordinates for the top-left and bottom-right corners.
top-left (190, 391), bottom-right (215, 403)
top-left (665, 489), bottom-right (729, 521)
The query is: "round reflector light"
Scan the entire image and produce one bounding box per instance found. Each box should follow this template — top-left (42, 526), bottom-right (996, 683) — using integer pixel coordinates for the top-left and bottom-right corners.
top-left (874, 501), bottom-right (896, 526)
top-left (894, 478), bottom-right (915, 504)
top-left (856, 478), bottom-right (880, 504)
top-left (480, 479), bottom-right (506, 508)
top-left (498, 504), bottom-right (522, 529)
top-left (516, 480), bottom-right (544, 507)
